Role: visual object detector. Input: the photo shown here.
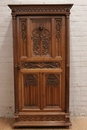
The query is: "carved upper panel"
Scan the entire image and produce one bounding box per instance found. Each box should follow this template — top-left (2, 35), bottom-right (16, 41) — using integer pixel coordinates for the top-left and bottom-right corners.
top-left (22, 62), bottom-right (60, 69)
top-left (32, 25), bottom-right (51, 56)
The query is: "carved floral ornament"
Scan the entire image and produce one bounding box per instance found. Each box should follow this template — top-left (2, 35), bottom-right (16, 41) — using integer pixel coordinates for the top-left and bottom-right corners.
top-left (22, 62), bottom-right (60, 69)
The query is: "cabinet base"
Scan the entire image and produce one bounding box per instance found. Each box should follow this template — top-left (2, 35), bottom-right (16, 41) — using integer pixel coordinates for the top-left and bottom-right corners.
top-left (13, 112), bottom-right (72, 127)
top-left (13, 121), bottom-right (71, 127)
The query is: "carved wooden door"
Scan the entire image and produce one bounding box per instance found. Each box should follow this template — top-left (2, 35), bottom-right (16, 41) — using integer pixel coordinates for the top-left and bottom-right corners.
top-left (17, 16), bottom-right (65, 113)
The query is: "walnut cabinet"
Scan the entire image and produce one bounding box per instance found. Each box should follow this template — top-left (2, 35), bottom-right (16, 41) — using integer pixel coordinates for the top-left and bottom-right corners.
top-left (8, 4), bottom-right (73, 128)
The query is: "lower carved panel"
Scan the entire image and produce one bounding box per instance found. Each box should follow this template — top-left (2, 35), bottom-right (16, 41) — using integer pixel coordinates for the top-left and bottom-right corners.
top-left (18, 115), bottom-right (65, 121)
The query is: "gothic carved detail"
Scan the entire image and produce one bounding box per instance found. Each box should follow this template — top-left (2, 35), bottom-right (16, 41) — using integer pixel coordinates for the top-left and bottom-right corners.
top-left (42, 28), bottom-right (51, 55)
top-left (32, 27), bottom-right (40, 55)
top-left (22, 62), bottom-right (60, 69)
top-left (21, 19), bottom-right (27, 41)
top-left (56, 19), bottom-right (62, 42)
top-left (46, 74), bottom-right (60, 86)
top-left (12, 7), bottom-right (71, 13)
top-left (24, 74), bottom-right (38, 86)
top-left (18, 115), bottom-right (65, 121)
top-left (32, 26), bottom-right (51, 55)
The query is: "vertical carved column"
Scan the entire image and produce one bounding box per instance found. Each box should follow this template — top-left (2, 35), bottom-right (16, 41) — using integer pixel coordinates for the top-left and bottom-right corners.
top-left (12, 14), bottom-right (19, 114)
top-left (65, 14), bottom-right (70, 113)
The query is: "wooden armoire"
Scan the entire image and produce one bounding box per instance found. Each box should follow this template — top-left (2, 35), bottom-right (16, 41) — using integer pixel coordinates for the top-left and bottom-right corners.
top-left (8, 4), bottom-right (73, 128)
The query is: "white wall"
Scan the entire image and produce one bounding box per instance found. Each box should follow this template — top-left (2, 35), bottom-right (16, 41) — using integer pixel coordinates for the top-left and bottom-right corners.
top-left (0, 0), bottom-right (87, 117)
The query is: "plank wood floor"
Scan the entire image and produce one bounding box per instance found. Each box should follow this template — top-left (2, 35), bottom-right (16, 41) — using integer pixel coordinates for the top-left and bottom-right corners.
top-left (0, 117), bottom-right (87, 130)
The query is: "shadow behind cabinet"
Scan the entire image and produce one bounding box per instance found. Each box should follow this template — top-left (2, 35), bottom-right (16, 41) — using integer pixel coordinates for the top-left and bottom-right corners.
top-left (8, 4), bottom-right (73, 128)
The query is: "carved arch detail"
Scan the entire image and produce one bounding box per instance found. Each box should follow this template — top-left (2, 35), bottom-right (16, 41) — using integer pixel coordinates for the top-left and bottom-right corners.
top-left (24, 74), bottom-right (38, 86)
top-left (32, 26), bottom-right (51, 56)
top-left (46, 74), bottom-right (60, 86)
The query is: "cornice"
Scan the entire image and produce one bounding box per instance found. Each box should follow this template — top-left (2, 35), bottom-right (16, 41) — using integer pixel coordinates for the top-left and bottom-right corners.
top-left (8, 4), bottom-right (73, 15)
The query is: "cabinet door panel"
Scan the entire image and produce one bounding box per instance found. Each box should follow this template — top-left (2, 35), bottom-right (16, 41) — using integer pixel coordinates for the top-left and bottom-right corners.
top-left (42, 72), bottom-right (65, 111)
top-left (23, 74), bottom-right (39, 107)
top-left (17, 16), bottom-right (65, 112)
top-left (19, 72), bottom-right (41, 111)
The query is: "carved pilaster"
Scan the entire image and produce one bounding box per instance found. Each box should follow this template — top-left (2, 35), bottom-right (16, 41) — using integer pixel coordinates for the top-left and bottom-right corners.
top-left (65, 14), bottom-right (70, 113)
top-left (12, 15), bottom-right (19, 114)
